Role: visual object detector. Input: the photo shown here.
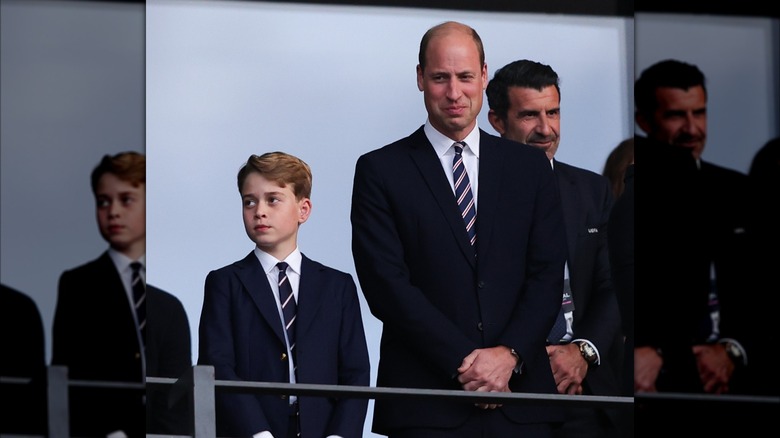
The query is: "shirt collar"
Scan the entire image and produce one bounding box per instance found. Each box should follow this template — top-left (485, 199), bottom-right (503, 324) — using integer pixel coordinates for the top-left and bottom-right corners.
top-left (254, 246), bottom-right (303, 276)
top-left (107, 247), bottom-right (145, 273)
top-left (424, 119), bottom-right (481, 159)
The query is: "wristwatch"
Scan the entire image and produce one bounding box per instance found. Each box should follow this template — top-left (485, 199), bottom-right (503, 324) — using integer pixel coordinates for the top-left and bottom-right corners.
top-left (509, 348), bottom-right (524, 374)
top-left (575, 341), bottom-right (599, 367)
top-left (721, 341), bottom-right (745, 366)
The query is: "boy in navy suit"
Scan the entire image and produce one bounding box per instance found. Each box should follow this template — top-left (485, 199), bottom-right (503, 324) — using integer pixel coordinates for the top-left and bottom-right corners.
top-left (52, 151), bottom-right (192, 438)
top-left (198, 152), bottom-right (370, 438)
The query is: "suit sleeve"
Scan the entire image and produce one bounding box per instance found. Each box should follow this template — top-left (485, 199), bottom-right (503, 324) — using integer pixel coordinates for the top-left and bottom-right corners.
top-left (198, 269), bottom-right (271, 435)
top-left (325, 275), bottom-right (371, 438)
top-left (146, 287), bottom-right (192, 435)
top-left (575, 177), bottom-right (622, 360)
top-left (51, 270), bottom-right (79, 369)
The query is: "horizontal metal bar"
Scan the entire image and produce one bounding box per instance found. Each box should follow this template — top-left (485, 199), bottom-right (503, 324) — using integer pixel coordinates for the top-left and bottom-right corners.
top-left (150, 373), bottom-right (633, 409)
top-left (635, 391), bottom-right (780, 405)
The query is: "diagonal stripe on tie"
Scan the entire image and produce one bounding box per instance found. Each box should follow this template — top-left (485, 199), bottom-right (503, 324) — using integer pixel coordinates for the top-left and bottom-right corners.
top-left (130, 261), bottom-right (146, 347)
top-left (277, 262), bottom-right (297, 374)
top-left (453, 142), bottom-right (477, 248)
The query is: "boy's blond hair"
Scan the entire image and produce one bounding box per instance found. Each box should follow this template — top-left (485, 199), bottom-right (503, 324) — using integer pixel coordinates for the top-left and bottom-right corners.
top-left (237, 152), bottom-right (312, 200)
top-left (90, 151), bottom-right (145, 194)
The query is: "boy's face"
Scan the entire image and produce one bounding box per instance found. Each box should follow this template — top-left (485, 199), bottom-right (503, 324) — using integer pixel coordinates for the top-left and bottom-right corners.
top-left (241, 172), bottom-right (311, 260)
top-left (95, 172), bottom-right (146, 259)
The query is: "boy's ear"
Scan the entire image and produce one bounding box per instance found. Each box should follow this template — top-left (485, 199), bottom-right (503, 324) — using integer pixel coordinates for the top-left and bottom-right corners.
top-left (298, 198), bottom-right (312, 224)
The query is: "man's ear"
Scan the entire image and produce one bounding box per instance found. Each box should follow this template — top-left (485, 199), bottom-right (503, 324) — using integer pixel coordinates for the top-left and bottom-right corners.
top-left (635, 111), bottom-right (650, 133)
top-left (487, 109), bottom-right (506, 135)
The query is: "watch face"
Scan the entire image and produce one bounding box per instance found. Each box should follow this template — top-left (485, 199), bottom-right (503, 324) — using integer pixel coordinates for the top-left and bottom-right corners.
top-left (579, 342), bottom-right (596, 363)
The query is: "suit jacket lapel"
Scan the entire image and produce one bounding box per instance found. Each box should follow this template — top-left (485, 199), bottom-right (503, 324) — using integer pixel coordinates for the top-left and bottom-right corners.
top-left (473, 131), bottom-right (503, 262)
top-left (295, 255), bottom-right (325, 339)
top-left (234, 252), bottom-right (286, 344)
top-left (96, 251), bottom-right (145, 353)
top-left (408, 128), bottom-right (477, 268)
top-left (555, 162), bottom-right (579, 278)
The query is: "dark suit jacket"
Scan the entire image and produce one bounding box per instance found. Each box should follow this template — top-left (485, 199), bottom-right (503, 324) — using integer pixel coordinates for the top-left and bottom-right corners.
top-left (198, 252), bottom-right (370, 438)
top-left (1, 283), bottom-right (47, 435)
top-left (52, 251), bottom-right (145, 438)
top-left (636, 136), bottom-right (755, 393)
top-left (608, 163), bottom-right (634, 397)
top-left (146, 284), bottom-right (192, 435)
top-left (554, 161), bottom-right (623, 416)
top-left (351, 127), bottom-right (567, 435)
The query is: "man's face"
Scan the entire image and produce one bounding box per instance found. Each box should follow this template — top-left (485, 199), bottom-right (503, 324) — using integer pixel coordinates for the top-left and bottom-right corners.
top-left (638, 85), bottom-right (707, 160)
top-left (241, 172), bottom-right (311, 261)
top-left (417, 30), bottom-right (487, 141)
top-left (95, 173), bottom-right (146, 257)
top-left (488, 85), bottom-right (561, 160)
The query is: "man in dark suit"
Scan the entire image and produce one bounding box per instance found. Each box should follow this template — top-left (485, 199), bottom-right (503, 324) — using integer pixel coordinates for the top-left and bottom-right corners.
top-left (634, 60), bottom-right (762, 435)
top-left (52, 151), bottom-right (191, 437)
top-left (1, 283), bottom-right (47, 435)
top-left (485, 59), bottom-right (625, 438)
top-left (351, 22), bottom-right (567, 437)
top-left (198, 152), bottom-right (370, 438)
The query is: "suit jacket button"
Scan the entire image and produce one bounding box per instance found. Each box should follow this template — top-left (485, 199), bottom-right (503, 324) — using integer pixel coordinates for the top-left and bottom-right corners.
top-left (478, 281), bottom-right (485, 289)
top-left (281, 394), bottom-right (288, 400)
top-left (135, 352), bottom-right (141, 359)
top-left (281, 353), bottom-right (288, 361)
top-left (477, 322), bottom-right (483, 331)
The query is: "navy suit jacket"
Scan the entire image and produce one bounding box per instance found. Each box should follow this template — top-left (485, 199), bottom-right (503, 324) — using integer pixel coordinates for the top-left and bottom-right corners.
top-left (351, 127), bottom-right (567, 435)
top-left (637, 137), bottom-right (756, 393)
top-left (554, 161), bottom-right (624, 424)
top-left (146, 283), bottom-right (192, 435)
top-left (198, 252), bottom-right (370, 438)
top-left (1, 284), bottom-right (47, 435)
top-left (608, 163), bottom-right (634, 397)
top-left (52, 251), bottom-right (145, 438)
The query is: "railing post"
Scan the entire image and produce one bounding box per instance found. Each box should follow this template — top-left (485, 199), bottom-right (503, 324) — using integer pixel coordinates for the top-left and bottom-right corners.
top-left (46, 366), bottom-right (69, 438)
top-left (192, 366), bottom-right (216, 438)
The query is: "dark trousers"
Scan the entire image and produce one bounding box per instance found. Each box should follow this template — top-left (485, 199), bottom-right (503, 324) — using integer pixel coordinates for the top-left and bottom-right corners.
top-left (387, 409), bottom-right (553, 438)
top-left (287, 401), bottom-right (300, 438)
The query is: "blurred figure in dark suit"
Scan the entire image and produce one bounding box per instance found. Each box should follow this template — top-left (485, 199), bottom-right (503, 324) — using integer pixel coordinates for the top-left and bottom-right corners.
top-left (52, 151), bottom-right (191, 437)
top-left (1, 283), bottom-right (47, 435)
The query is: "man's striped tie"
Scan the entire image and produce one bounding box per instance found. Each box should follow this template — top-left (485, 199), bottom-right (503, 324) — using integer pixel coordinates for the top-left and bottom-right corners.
top-left (453, 142), bottom-right (477, 249)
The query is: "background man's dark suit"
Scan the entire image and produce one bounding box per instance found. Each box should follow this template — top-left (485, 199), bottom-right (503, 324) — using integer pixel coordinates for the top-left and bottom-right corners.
top-left (637, 137), bottom-right (755, 394)
top-left (607, 163), bottom-right (634, 398)
top-left (1, 283), bottom-right (47, 435)
top-left (52, 251), bottom-right (146, 438)
top-left (198, 253), bottom-right (370, 438)
top-left (351, 127), bottom-right (567, 436)
top-left (553, 160), bottom-right (624, 435)
top-left (636, 135), bottom-right (767, 436)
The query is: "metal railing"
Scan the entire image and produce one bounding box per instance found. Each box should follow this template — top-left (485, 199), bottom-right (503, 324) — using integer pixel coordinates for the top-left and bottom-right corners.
top-left (4, 365), bottom-right (778, 437)
top-left (2, 365), bottom-right (632, 438)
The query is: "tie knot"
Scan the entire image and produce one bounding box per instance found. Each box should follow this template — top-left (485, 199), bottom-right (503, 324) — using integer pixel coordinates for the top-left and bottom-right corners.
top-left (277, 262), bottom-right (289, 273)
top-left (130, 261), bottom-right (143, 274)
top-left (453, 142), bottom-right (466, 155)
